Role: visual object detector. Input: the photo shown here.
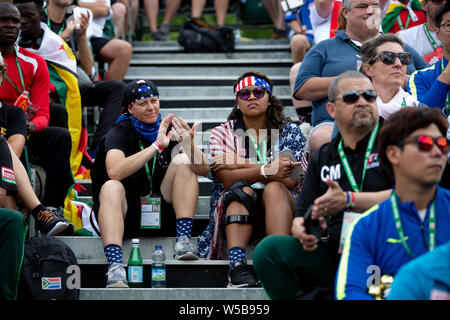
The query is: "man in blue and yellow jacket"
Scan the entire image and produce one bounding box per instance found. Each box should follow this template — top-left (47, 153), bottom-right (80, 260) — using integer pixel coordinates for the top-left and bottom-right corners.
top-left (335, 108), bottom-right (450, 300)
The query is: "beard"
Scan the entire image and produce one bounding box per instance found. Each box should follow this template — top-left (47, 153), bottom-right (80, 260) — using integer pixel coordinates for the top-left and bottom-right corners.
top-left (352, 106), bottom-right (376, 128)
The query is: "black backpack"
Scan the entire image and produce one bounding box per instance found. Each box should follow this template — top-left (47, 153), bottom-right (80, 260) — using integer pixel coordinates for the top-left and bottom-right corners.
top-left (18, 236), bottom-right (80, 300)
top-left (178, 18), bottom-right (235, 53)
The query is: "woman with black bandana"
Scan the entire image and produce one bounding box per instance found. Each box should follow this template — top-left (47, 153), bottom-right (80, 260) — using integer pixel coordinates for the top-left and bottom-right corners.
top-left (90, 79), bottom-right (209, 288)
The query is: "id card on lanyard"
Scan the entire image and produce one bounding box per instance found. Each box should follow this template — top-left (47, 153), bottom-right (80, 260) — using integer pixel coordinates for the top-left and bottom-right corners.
top-left (139, 141), bottom-right (161, 229)
top-left (337, 123), bottom-right (379, 253)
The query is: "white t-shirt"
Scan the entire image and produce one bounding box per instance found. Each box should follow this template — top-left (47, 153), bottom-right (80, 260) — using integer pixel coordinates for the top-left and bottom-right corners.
top-left (79, 0), bottom-right (112, 38)
top-left (376, 87), bottom-right (419, 119)
top-left (309, 3), bottom-right (334, 44)
top-left (397, 24), bottom-right (443, 65)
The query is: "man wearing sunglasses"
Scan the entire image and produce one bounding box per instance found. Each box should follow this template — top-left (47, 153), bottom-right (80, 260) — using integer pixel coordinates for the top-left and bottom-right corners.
top-left (253, 71), bottom-right (394, 300)
top-left (397, 0), bottom-right (445, 65)
top-left (293, 0), bottom-right (427, 153)
top-left (408, 1), bottom-right (450, 187)
top-left (336, 107), bottom-right (450, 300)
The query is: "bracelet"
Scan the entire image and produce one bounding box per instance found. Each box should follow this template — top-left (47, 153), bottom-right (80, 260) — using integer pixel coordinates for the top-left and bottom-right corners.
top-left (260, 164), bottom-right (268, 178)
top-left (152, 141), bottom-right (164, 153)
top-left (345, 191), bottom-right (355, 209)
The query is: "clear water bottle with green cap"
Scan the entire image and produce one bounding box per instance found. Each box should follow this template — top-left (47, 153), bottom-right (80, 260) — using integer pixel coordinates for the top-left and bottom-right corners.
top-left (128, 239), bottom-right (143, 288)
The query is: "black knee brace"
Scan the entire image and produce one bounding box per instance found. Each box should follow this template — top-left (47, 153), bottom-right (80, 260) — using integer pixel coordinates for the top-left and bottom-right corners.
top-left (222, 180), bottom-right (257, 226)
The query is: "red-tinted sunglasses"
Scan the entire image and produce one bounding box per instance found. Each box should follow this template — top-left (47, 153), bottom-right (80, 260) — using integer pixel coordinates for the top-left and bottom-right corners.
top-left (399, 135), bottom-right (450, 153)
top-left (236, 87), bottom-right (267, 100)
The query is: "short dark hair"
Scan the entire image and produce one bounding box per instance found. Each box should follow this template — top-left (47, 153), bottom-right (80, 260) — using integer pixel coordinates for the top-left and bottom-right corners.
top-left (13, 0), bottom-right (43, 10)
top-left (328, 70), bottom-right (370, 102)
top-left (360, 33), bottom-right (405, 66)
top-left (378, 108), bottom-right (449, 173)
top-left (435, 0), bottom-right (450, 28)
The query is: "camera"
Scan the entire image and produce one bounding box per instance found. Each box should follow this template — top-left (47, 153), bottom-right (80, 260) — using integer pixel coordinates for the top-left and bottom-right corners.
top-left (303, 205), bottom-right (322, 240)
top-left (280, 0), bottom-right (305, 12)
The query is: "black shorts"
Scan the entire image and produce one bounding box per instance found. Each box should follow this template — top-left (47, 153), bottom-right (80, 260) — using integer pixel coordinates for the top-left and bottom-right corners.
top-left (93, 191), bottom-right (177, 239)
top-left (90, 36), bottom-right (111, 59)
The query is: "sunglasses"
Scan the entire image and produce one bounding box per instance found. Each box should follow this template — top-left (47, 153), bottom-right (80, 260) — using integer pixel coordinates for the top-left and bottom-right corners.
top-left (398, 135), bottom-right (450, 153)
top-left (237, 87), bottom-right (267, 100)
top-left (334, 89), bottom-right (377, 104)
top-left (370, 51), bottom-right (412, 65)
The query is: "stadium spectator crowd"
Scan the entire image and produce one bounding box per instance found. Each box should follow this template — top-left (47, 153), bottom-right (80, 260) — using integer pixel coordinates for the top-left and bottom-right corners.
top-left (0, 0), bottom-right (449, 300)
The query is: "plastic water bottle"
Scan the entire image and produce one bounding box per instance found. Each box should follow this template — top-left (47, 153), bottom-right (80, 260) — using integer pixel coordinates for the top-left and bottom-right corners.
top-left (234, 27), bottom-right (241, 42)
top-left (151, 245), bottom-right (166, 288)
top-left (128, 239), bottom-right (143, 288)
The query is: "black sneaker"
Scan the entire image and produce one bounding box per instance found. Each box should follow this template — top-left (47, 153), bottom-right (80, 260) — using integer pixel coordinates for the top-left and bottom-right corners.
top-left (35, 207), bottom-right (74, 236)
top-left (227, 261), bottom-right (260, 288)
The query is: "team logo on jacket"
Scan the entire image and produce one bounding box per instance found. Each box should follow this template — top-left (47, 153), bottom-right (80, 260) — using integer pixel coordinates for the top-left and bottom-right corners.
top-left (367, 153), bottom-right (380, 169)
top-left (42, 277), bottom-right (62, 290)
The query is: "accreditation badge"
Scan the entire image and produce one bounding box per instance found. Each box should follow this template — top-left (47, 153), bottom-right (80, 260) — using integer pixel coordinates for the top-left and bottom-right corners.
top-left (140, 194), bottom-right (161, 229)
top-left (338, 211), bottom-right (360, 254)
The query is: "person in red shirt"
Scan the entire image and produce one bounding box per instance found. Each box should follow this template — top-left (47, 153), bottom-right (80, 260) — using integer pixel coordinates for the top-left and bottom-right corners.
top-left (0, 2), bottom-right (74, 233)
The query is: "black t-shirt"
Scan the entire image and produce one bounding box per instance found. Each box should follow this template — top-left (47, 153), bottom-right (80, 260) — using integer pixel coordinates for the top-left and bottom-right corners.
top-left (91, 119), bottom-right (177, 204)
top-left (296, 119), bottom-right (394, 254)
top-left (0, 101), bottom-right (27, 140)
top-left (0, 136), bottom-right (18, 195)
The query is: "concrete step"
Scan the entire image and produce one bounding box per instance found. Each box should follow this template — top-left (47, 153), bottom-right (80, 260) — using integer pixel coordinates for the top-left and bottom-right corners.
top-left (80, 288), bottom-right (268, 300)
top-left (57, 237), bottom-right (255, 264)
top-left (130, 55), bottom-right (292, 67)
top-left (124, 66), bottom-right (290, 85)
top-left (131, 51), bottom-right (291, 62)
top-left (131, 39), bottom-right (290, 54)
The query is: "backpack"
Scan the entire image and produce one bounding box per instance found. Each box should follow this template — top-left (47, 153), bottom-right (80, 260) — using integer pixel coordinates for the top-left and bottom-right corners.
top-left (18, 236), bottom-right (80, 300)
top-left (178, 18), bottom-right (235, 53)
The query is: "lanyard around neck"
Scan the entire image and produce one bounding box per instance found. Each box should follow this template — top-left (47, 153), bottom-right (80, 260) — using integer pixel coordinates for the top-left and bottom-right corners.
top-left (347, 39), bottom-right (361, 52)
top-left (4, 47), bottom-right (25, 95)
top-left (397, 14), bottom-right (411, 30)
top-left (440, 60), bottom-right (450, 116)
top-left (246, 130), bottom-right (267, 165)
top-left (423, 24), bottom-right (440, 52)
top-left (139, 141), bottom-right (157, 190)
top-left (390, 190), bottom-right (436, 258)
top-left (337, 123), bottom-right (379, 193)
top-left (45, 7), bottom-right (65, 35)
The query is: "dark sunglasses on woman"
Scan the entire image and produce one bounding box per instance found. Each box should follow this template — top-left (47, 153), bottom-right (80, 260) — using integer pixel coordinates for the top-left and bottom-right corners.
top-left (398, 135), bottom-right (450, 153)
top-left (237, 87), bottom-right (266, 100)
top-left (370, 51), bottom-right (412, 65)
top-left (333, 89), bottom-right (378, 104)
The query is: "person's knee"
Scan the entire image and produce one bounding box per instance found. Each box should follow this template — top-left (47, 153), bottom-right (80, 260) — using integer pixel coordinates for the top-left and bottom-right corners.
top-left (99, 180), bottom-right (125, 202)
top-left (112, 2), bottom-right (127, 18)
top-left (262, 181), bottom-right (288, 201)
top-left (290, 34), bottom-right (309, 51)
top-left (253, 234), bottom-right (289, 266)
top-left (0, 209), bottom-right (25, 227)
top-left (289, 62), bottom-right (301, 87)
top-left (117, 40), bottom-right (132, 58)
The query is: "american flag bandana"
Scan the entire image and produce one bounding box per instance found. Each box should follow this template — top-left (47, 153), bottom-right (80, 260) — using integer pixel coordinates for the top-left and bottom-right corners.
top-left (127, 85), bottom-right (159, 109)
top-left (234, 76), bottom-right (272, 95)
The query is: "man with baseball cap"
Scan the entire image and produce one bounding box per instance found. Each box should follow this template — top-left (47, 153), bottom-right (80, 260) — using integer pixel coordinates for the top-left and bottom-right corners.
top-left (91, 79), bottom-right (209, 288)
